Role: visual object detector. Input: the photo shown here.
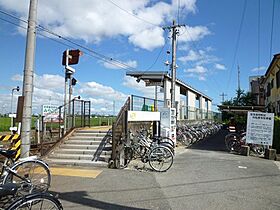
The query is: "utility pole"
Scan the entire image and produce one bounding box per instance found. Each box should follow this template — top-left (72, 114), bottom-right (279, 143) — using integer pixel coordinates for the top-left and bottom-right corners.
top-left (220, 92), bottom-right (227, 103)
top-left (63, 50), bottom-right (69, 134)
top-left (113, 100), bottom-right (115, 116)
top-left (163, 20), bottom-right (184, 108)
top-left (238, 65), bottom-right (241, 90)
top-left (155, 85), bottom-right (158, 111)
top-left (21, 0), bottom-right (38, 158)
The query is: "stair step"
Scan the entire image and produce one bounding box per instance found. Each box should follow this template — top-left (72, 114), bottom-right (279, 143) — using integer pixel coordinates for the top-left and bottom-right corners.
top-left (75, 130), bottom-right (110, 134)
top-left (68, 136), bottom-right (105, 140)
top-left (48, 153), bottom-right (111, 161)
top-left (51, 148), bottom-right (112, 155)
top-left (65, 140), bottom-right (103, 145)
top-left (59, 144), bottom-right (101, 150)
top-left (46, 159), bottom-right (108, 167)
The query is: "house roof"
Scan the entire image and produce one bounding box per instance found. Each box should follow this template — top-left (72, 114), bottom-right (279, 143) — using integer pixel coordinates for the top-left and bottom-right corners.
top-left (264, 53), bottom-right (280, 82)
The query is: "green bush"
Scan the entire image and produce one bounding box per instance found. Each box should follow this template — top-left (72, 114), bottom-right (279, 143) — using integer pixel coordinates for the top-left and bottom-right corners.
top-left (273, 116), bottom-right (280, 153)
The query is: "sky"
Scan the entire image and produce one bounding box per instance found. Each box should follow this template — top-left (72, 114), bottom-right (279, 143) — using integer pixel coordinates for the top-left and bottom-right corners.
top-left (0, 0), bottom-right (279, 115)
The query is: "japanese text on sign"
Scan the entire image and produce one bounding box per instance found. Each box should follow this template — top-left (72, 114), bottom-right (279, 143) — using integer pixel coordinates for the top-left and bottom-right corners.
top-left (246, 112), bottom-right (274, 146)
top-left (42, 105), bottom-right (60, 122)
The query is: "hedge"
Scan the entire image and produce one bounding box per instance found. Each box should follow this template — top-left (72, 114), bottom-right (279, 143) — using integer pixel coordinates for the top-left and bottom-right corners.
top-left (273, 116), bottom-right (280, 153)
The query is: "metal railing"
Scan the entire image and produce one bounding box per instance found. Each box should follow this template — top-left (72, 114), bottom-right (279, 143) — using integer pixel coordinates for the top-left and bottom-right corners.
top-left (38, 98), bottom-right (90, 155)
top-left (131, 95), bottom-right (164, 111)
top-left (111, 97), bottom-right (130, 168)
top-left (179, 105), bottom-right (221, 121)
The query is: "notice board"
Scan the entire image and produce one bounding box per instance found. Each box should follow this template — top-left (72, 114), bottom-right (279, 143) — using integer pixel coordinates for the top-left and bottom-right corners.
top-left (246, 112), bottom-right (274, 146)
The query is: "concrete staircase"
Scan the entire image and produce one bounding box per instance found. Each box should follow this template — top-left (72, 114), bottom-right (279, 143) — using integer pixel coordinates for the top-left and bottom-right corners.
top-left (46, 129), bottom-right (112, 167)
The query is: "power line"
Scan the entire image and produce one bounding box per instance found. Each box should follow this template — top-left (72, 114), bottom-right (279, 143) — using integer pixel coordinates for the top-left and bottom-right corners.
top-left (258, 0), bottom-right (260, 75)
top-left (0, 9), bottom-right (138, 71)
top-left (106, 0), bottom-right (159, 27)
top-left (226, 0), bottom-right (247, 92)
top-left (0, 8), bottom-right (170, 73)
top-left (270, 0), bottom-right (276, 59)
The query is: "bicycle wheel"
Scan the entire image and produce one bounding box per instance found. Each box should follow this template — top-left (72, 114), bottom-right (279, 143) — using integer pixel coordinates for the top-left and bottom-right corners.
top-left (7, 192), bottom-right (63, 210)
top-left (157, 137), bottom-right (175, 148)
top-left (148, 146), bottom-right (173, 172)
top-left (3, 159), bottom-right (51, 194)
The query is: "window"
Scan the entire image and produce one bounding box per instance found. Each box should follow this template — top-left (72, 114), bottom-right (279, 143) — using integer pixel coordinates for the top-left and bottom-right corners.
top-left (276, 70), bottom-right (280, 88)
top-left (271, 79), bottom-right (274, 88)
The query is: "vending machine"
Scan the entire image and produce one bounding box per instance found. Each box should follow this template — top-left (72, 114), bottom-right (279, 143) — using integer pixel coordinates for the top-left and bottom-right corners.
top-left (160, 107), bottom-right (177, 144)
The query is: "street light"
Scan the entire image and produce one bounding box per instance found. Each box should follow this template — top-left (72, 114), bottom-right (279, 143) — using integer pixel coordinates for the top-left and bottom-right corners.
top-left (10, 86), bottom-right (20, 114)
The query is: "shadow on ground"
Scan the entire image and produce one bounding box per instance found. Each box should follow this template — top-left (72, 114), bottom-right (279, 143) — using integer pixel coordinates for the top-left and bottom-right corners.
top-left (188, 129), bottom-right (229, 152)
top-left (50, 190), bottom-right (148, 210)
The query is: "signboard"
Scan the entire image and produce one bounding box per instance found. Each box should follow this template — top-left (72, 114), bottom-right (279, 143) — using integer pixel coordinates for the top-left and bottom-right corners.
top-left (246, 112), bottom-right (274, 146)
top-left (127, 111), bottom-right (160, 122)
top-left (42, 105), bottom-right (60, 122)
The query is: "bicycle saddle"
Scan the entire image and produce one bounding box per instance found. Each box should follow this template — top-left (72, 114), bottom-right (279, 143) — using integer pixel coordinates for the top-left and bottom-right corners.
top-left (0, 149), bottom-right (17, 159)
top-left (0, 183), bottom-right (18, 198)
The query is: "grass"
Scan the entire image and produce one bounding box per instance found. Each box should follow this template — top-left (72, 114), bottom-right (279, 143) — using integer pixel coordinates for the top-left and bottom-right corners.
top-left (0, 116), bottom-right (116, 132)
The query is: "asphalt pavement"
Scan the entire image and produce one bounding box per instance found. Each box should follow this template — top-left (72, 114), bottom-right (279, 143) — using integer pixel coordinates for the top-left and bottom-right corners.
top-left (50, 130), bottom-right (280, 210)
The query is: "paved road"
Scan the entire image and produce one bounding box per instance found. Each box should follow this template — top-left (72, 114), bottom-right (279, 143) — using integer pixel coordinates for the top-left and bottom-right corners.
top-left (50, 130), bottom-right (280, 210)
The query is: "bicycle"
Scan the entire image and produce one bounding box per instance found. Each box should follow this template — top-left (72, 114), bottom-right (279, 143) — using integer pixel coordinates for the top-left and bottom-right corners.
top-left (225, 133), bottom-right (265, 156)
top-left (0, 149), bottom-right (51, 195)
top-left (119, 133), bottom-right (174, 172)
top-left (0, 183), bottom-right (63, 210)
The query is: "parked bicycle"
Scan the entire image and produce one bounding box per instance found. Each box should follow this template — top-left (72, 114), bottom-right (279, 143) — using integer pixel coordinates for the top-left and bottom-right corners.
top-left (119, 131), bottom-right (174, 172)
top-left (225, 132), bottom-right (265, 156)
top-left (0, 149), bottom-right (51, 195)
top-left (0, 182), bottom-right (63, 210)
top-left (177, 121), bottom-right (222, 147)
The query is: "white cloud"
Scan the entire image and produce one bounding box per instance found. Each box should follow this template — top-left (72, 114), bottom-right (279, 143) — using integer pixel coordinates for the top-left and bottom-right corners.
top-left (178, 25), bottom-right (210, 43)
top-left (34, 74), bottom-right (65, 90)
top-left (103, 60), bottom-right (137, 70)
top-left (215, 63), bottom-right (226, 70)
top-left (178, 50), bottom-right (201, 63)
top-left (178, 49), bottom-right (218, 66)
top-left (251, 66), bottom-right (266, 72)
top-left (128, 27), bottom-right (165, 51)
top-left (184, 65), bottom-right (207, 81)
top-left (185, 65), bottom-right (207, 74)
top-left (122, 76), bottom-right (163, 99)
top-left (7, 73), bottom-right (128, 114)
top-left (78, 81), bottom-right (128, 101)
top-left (0, 0), bottom-right (201, 50)
top-left (11, 74), bottom-right (23, 81)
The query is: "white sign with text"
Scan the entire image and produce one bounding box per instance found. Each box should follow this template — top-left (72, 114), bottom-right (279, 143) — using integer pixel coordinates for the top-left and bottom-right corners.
top-left (246, 112), bottom-right (274, 146)
top-left (42, 105), bottom-right (60, 122)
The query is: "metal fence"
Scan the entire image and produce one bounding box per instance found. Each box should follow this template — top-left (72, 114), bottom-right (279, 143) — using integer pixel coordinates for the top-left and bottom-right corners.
top-left (131, 95), bottom-right (164, 111)
top-left (39, 98), bottom-right (90, 155)
top-left (130, 95), bottom-right (222, 121)
top-left (179, 105), bottom-right (222, 121)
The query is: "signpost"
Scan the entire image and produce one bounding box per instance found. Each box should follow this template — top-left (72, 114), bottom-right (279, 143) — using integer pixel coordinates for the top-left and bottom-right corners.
top-left (42, 105), bottom-right (60, 122)
top-left (246, 112), bottom-right (274, 146)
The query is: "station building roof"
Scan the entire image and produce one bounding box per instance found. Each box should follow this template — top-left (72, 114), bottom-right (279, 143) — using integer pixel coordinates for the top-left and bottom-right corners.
top-left (126, 71), bottom-right (212, 101)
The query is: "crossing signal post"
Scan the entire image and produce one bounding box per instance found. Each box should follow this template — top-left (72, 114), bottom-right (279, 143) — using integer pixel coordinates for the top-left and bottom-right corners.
top-left (62, 49), bottom-right (81, 133)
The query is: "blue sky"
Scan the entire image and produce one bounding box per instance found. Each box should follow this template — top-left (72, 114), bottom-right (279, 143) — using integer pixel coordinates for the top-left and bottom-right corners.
top-left (0, 0), bottom-right (279, 114)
